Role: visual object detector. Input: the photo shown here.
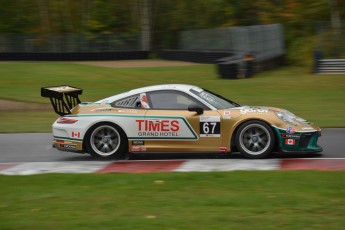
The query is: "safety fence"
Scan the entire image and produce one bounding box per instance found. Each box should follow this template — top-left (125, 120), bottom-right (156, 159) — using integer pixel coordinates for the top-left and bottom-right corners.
top-left (0, 33), bottom-right (140, 53)
top-left (0, 24), bottom-right (285, 69)
top-left (0, 51), bottom-right (149, 61)
top-left (179, 24), bottom-right (284, 61)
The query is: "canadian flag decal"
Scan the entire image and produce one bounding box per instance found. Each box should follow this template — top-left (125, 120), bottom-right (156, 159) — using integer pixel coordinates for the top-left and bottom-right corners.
top-left (72, 132), bottom-right (80, 138)
top-left (285, 139), bottom-right (296, 145)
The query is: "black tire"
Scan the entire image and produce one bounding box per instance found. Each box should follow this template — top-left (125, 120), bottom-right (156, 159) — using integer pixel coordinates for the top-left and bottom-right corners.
top-left (235, 120), bottom-right (275, 159)
top-left (85, 123), bottom-right (128, 160)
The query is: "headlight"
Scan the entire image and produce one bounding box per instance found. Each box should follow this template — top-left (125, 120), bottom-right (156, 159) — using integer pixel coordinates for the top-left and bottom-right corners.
top-left (275, 111), bottom-right (297, 126)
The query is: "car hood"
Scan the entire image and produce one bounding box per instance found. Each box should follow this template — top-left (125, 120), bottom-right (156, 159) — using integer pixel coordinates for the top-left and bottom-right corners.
top-left (232, 106), bottom-right (310, 124)
top-left (231, 106), bottom-right (282, 114)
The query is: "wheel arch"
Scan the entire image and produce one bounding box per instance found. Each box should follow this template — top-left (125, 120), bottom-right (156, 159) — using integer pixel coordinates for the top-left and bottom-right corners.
top-left (230, 118), bottom-right (278, 152)
top-left (82, 121), bottom-right (129, 153)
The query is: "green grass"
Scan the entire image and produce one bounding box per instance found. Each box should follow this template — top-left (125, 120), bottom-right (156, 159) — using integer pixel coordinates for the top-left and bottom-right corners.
top-left (0, 112), bottom-right (56, 133)
top-left (0, 62), bottom-right (344, 132)
top-left (0, 171), bottom-right (344, 230)
top-left (1, 63), bottom-right (344, 230)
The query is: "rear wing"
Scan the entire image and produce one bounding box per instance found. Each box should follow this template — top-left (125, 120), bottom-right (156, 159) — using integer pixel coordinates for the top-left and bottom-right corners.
top-left (41, 86), bottom-right (83, 116)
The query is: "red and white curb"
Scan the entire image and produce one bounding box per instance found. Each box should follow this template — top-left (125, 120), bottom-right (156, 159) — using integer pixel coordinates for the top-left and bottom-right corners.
top-left (0, 159), bottom-right (345, 175)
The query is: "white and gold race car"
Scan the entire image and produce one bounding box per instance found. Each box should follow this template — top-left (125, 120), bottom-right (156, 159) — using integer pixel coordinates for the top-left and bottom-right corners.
top-left (41, 84), bottom-right (322, 159)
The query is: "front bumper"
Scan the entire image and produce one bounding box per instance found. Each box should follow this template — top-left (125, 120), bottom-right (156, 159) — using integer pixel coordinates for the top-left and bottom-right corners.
top-left (273, 127), bottom-right (323, 153)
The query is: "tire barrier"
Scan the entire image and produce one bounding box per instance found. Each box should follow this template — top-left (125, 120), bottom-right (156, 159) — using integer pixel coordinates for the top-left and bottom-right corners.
top-left (0, 51), bottom-right (149, 61)
top-left (157, 50), bottom-right (285, 79)
top-left (217, 54), bottom-right (285, 79)
top-left (216, 52), bottom-right (244, 79)
top-left (217, 61), bottom-right (239, 79)
top-left (158, 50), bottom-right (255, 79)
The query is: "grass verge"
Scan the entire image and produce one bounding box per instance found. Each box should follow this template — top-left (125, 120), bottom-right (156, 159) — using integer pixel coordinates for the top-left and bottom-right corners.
top-left (0, 171), bottom-right (344, 230)
top-left (0, 112), bottom-right (56, 133)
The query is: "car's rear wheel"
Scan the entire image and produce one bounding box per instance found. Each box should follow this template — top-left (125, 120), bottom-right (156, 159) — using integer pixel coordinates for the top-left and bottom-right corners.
top-left (85, 123), bottom-right (128, 160)
top-left (235, 120), bottom-right (275, 159)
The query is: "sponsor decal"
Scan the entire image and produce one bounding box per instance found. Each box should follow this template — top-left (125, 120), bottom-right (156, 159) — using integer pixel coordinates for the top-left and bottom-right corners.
top-left (136, 119), bottom-right (180, 137)
top-left (285, 139), bottom-right (296, 145)
top-left (131, 146), bottom-right (147, 152)
top-left (240, 108), bottom-right (268, 114)
top-left (281, 134), bottom-right (300, 139)
top-left (60, 144), bottom-right (77, 149)
top-left (71, 132), bottom-right (81, 138)
top-left (199, 92), bottom-right (215, 103)
top-left (302, 127), bottom-right (315, 131)
top-left (90, 108), bottom-right (112, 112)
top-left (132, 140), bottom-right (145, 145)
top-left (286, 127), bottom-right (296, 134)
top-left (223, 111), bottom-right (231, 119)
top-left (47, 86), bottom-right (77, 92)
top-left (200, 116), bottom-right (221, 137)
top-left (74, 115), bottom-right (196, 140)
top-left (118, 109), bottom-right (138, 113)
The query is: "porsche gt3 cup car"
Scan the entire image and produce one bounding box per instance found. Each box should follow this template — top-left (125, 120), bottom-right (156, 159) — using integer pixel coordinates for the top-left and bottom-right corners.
top-left (41, 84), bottom-right (322, 159)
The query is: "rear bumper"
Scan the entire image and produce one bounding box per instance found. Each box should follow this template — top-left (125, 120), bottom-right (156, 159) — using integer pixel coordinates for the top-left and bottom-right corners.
top-left (53, 136), bottom-right (84, 153)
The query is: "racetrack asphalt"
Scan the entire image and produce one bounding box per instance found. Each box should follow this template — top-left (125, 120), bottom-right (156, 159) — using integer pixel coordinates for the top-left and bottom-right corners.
top-left (0, 128), bottom-right (344, 163)
top-left (0, 129), bottom-right (344, 174)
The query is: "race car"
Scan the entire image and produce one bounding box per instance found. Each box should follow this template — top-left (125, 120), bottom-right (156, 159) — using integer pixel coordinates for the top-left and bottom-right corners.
top-left (41, 84), bottom-right (322, 159)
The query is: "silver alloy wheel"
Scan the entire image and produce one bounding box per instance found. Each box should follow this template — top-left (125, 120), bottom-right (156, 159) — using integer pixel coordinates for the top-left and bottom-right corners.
top-left (238, 124), bottom-right (271, 156)
top-left (90, 125), bottom-right (121, 157)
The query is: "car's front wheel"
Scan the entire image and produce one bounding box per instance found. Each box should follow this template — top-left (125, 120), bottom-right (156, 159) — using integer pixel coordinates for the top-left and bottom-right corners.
top-left (235, 120), bottom-right (275, 159)
top-left (85, 123), bottom-right (128, 159)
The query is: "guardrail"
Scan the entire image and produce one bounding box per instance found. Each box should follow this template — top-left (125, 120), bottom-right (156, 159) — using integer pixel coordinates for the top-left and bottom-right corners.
top-left (0, 51), bottom-right (149, 61)
top-left (316, 59), bottom-right (345, 74)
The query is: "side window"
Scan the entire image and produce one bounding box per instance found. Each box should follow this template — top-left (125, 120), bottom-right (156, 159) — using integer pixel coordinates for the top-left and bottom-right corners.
top-left (148, 90), bottom-right (208, 110)
top-left (112, 94), bottom-right (141, 108)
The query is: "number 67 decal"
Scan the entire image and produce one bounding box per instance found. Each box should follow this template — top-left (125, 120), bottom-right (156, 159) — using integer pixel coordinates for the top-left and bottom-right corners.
top-left (200, 116), bottom-right (221, 137)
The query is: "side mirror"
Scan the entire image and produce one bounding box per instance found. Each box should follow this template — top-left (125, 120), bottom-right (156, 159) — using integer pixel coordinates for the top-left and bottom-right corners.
top-left (188, 104), bottom-right (204, 115)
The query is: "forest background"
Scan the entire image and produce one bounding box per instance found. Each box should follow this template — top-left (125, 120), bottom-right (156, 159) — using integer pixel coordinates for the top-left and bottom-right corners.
top-left (0, 0), bottom-right (344, 67)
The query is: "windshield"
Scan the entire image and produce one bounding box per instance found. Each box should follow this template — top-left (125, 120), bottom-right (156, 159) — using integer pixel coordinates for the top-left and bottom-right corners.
top-left (190, 88), bottom-right (240, 109)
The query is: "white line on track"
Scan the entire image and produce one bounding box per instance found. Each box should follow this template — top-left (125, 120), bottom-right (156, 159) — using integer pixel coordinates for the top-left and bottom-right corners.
top-left (174, 159), bottom-right (279, 172)
top-left (0, 161), bottom-right (111, 175)
top-left (1, 158), bottom-right (345, 175)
